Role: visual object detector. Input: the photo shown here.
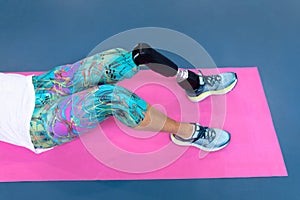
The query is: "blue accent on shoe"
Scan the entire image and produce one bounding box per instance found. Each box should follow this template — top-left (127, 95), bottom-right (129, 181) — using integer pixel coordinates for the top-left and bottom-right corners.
top-left (171, 123), bottom-right (231, 152)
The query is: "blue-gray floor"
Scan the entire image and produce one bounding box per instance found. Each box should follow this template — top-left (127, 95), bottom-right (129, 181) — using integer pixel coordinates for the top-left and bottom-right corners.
top-left (0, 0), bottom-right (299, 199)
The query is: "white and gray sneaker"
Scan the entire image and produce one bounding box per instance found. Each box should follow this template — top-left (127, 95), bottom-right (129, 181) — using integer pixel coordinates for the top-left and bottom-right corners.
top-left (170, 123), bottom-right (231, 152)
top-left (187, 70), bottom-right (238, 102)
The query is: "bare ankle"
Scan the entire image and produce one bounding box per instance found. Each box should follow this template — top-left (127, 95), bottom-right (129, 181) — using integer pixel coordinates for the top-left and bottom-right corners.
top-left (175, 123), bottom-right (195, 139)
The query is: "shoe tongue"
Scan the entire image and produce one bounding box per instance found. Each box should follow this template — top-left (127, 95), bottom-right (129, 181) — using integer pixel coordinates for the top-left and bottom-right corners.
top-left (191, 124), bottom-right (206, 139)
top-left (199, 76), bottom-right (205, 85)
top-left (196, 126), bottom-right (208, 139)
top-left (190, 125), bottom-right (197, 139)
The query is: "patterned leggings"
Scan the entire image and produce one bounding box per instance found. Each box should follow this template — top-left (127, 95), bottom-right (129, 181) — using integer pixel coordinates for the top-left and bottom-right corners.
top-left (30, 48), bottom-right (148, 149)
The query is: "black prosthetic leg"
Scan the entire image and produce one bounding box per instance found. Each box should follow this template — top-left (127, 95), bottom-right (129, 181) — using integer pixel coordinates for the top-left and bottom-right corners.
top-left (132, 43), bottom-right (200, 92)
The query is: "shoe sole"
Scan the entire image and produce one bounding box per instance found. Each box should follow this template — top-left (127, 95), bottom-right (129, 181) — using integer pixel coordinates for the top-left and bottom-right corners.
top-left (170, 134), bottom-right (230, 152)
top-left (188, 77), bottom-right (238, 102)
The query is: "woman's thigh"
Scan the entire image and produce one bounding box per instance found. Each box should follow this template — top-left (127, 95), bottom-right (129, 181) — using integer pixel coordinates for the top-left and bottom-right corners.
top-left (30, 84), bottom-right (147, 149)
top-left (32, 48), bottom-right (139, 104)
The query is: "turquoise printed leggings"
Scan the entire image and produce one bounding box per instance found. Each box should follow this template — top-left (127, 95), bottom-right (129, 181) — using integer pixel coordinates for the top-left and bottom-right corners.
top-left (30, 48), bottom-right (148, 149)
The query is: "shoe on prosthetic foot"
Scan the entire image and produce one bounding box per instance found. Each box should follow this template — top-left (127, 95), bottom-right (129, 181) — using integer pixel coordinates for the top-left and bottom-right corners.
top-left (186, 70), bottom-right (238, 102)
top-left (170, 123), bottom-right (231, 152)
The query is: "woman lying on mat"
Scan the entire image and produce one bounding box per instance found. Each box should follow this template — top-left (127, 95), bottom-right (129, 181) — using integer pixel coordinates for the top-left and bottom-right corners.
top-left (0, 43), bottom-right (238, 153)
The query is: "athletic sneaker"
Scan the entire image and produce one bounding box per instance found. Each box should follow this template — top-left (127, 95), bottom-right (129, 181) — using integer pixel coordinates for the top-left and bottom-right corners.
top-left (187, 70), bottom-right (238, 102)
top-left (170, 123), bottom-right (231, 152)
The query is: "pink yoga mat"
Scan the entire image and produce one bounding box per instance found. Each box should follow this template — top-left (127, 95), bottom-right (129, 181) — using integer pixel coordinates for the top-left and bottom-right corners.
top-left (0, 67), bottom-right (287, 182)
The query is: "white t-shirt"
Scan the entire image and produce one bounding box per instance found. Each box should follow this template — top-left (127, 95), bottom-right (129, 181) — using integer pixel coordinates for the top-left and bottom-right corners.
top-left (0, 73), bottom-right (51, 153)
